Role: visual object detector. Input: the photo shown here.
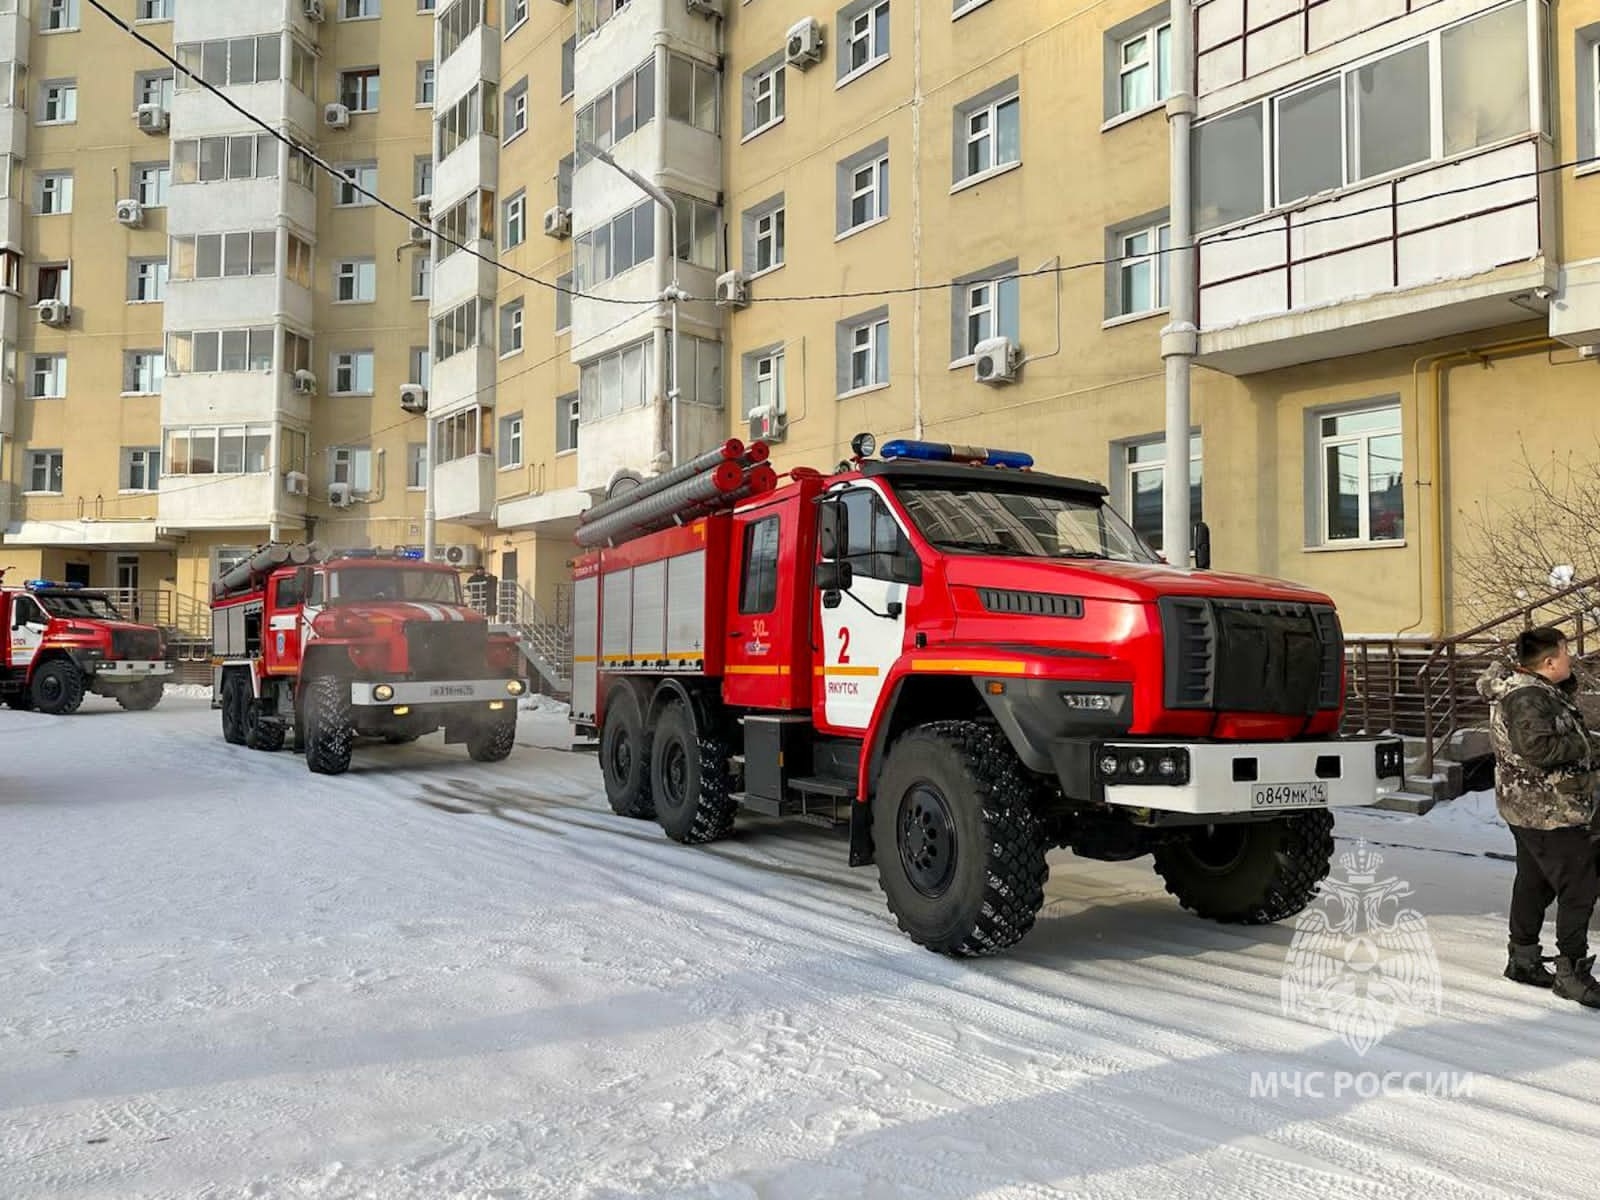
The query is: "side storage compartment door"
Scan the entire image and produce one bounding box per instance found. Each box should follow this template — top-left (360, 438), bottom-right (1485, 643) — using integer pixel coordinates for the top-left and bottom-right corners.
top-left (570, 567), bottom-right (600, 725)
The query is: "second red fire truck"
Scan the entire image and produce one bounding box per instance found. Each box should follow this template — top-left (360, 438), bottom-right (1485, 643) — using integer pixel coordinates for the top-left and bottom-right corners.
top-left (570, 434), bottom-right (1405, 957)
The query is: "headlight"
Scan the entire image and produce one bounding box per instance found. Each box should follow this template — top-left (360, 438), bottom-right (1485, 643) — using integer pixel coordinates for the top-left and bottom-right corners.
top-left (1096, 746), bottom-right (1191, 786)
top-left (506, 679), bottom-right (525, 696)
top-left (373, 684), bottom-right (395, 702)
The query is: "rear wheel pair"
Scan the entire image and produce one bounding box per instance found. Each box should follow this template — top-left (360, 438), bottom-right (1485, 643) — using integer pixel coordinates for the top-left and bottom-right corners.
top-left (220, 672), bottom-right (284, 752)
top-left (600, 686), bottom-right (736, 844)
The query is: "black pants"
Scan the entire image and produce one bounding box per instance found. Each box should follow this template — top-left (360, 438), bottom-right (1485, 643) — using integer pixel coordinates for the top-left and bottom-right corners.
top-left (1510, 824), bottom-right (1600, 961)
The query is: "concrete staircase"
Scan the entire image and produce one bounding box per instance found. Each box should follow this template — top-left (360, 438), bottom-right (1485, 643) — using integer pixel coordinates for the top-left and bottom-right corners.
top-left (471, 579), bottom-right (572, 698)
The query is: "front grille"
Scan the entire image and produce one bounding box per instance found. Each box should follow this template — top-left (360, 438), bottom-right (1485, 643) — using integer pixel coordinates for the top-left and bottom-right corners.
top-left (1160, 597), bottom-right (1340, 716)
top-left (405, 621), bottom-right (487, 679)
top-left (111, 629), bottom-right (161, 659)
top-left (978, 588), bottom-right (1084, 618)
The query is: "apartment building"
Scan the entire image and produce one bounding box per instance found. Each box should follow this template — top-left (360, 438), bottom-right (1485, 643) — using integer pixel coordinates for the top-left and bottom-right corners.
top-left (3, 0), bottom-right (1595, 646)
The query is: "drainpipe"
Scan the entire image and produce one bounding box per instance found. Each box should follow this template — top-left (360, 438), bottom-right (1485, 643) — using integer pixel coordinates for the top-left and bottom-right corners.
top-left (1400, 334), bottom-right (1556, 637)
top-left (423, 414), bottom-right (437, 561)
top-left (1160, 0), bottom-right (1198, 566)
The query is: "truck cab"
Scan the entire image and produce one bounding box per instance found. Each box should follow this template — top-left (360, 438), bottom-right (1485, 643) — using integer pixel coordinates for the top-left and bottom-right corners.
top-left (575, 434), bottom-right (1404, 958)
top-left (0, 576), bottom-right (172, 714)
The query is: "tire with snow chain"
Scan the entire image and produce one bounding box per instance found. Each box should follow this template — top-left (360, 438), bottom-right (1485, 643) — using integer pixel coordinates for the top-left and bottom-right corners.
top-left (650, 699), bottom-right (737, 845)
top-left (304, 675), bottom-right (354, 776)
top-left (32, 659), bottom-right (86, 715)
top-left (243, 696), bottom-right (285, 752)
top-left (466, 713), bottom-right (517, 762)
top-left (220, 672), bottom-right (246, 745)
top-left (115, 680), bottom-right (164, 711)
top-left (1151, 810), bottom-right (1335, 924)
top-left (600, 685), bottom-right (654, 818)
top-left (873, 721), bottom-right (1049, 957)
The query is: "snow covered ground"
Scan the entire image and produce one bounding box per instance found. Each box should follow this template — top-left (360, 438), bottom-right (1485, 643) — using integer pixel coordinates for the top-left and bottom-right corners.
top-left (5, 694), bottom-right (1600, 1199)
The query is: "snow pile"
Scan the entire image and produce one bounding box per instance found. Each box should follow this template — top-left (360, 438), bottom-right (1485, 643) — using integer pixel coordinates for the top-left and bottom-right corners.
top-left (518, 692), bottom-right (568, 715)
top-left (162, 682), bottom-right (214, 700)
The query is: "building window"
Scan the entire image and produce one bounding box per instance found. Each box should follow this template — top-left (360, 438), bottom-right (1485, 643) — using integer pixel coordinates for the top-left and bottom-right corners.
top-left (29, 354), bottom-right (67, 399)
top-left (579, 339), bottom-right (652, 421)
top-left (838, 0), bottom-right (890, 83)
top-left (334, 259), bottom-right (377, 303)
top-left (436, 81), bottom-right (498, 160)
top-left (558, 154), bottom-right (574, 209)
top-left (414, 156), bottom-right (433, 200)
top-left (335, 162), bottom-right (377, 206)
top-left (27, 450), bottom-right (63, 494)
top-left (951, 261), bottom-right (1019, 360)
top-left (1120, 433), bottom-right (1201, 553)
top-left (670, 192), bottom-right (718, 269)
top-left (285, 235), bottom-right (312, 288)
top-left (837, 140), bottom-right (890, 235)
top-left (1117, 21), bottom-right (1170, 115)
top-left (134, 163), bottom-right (170, 207)
top-left (409, 346), bottom-right (432, 389)
top-left (504, 77), bottom-right (529, 141)
top-left (955, 82), bottom-right (1020, 183)
top-left (340, 68), bottom-right (380, 112)
top-left (330, 446), bottom-right (374, 492)
top-left (577, 57), bottom-right (655, 153)
top-left (39, 80), bottom-right (76, 123)
top-left (166, 328), bottom-right (275, 374)
top-left (137, 0), bottom-right (173, 17)
top-left (332, 350), bottom-right (375, 395)
top-left (416, 62), bottom-right (435, 105)
top-left (498, 412), bottom-right (523, 467)
top-left (176, 35), bottom-right (283, 89)
top-left (123, 350), bottom-right (164, 395)
top-left (288, 149), bottom-right (317, 192)
top-left (437, 406), bottom-right (491, 462)
top-left (742, 54), bottom-right (786, 138)
top-left (410, 254), bottom-right (431, 300)
top-left (173, 133), bottom-right (279, 183)
top-left (500, 299), bottom-right (524, 354)
top-left (407, 442), bottom-right (428, 489)
top-left (37, 262), bottom-right (70, 302)
top-left (835, 309), bottom-right (888, 396)
top-left (742, 195), bottom-right (785, 275)
top-left (129, 258), bottom-right (168, 302)
top-left (562, 36), bottom-right (576, 100)
top-left (171, 231), bottom-right (277, 280)
top-left (507, 0), bottom-right (529, 32)
top-left (439, 0), bottom-right (485, 61)
top-left (42, 0), bottom-right (77, 32)
top-left (122, 448), bottom-right (160, 492)
top-left (35, 171), bottom-right (72, 214)
top-left (742, 346), bottom-right (784, 419)
top-left (666, 52), bottom-right (719, 134)
top-left (434, 297), bottom-right (491, 363)
top-left (575, 198), bottom-right (656, 288)
top-left (1317, 405), bottom-right (1404, 544)
top-left (557, 391), bottom-right (579, 452)
top-left (342, 0), bottom-right (380, 16)
top-left (136, 69), bottom-right (174, 108)
top-left (1195, 3), bottom-right (1531, 231)
top-left (1111, 215), bottom-right (1170, 317)
top-left (556, 271), bottom-right (573, 332)
top-left (503, 190), bottom-right (526, 248)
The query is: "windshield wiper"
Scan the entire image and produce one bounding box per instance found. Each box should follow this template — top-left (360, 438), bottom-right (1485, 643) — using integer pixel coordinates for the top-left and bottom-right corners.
top-left (931, 538), bottom-right (1038, 557)
top-left (1053, 549), bottom-right (1111, 560)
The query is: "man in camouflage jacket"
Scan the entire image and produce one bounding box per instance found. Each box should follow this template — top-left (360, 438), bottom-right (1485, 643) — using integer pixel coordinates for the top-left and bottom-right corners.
top-left (1477, 627), bottom-right (1600, 1007)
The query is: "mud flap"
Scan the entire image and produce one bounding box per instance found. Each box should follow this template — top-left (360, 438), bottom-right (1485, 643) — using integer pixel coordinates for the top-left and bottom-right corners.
top-left (849, 797), bottom-right (874, 867)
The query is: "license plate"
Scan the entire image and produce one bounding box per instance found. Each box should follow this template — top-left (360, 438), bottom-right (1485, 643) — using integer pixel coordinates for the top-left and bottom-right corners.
top-left (429, 684), bottom-right (477, 698)
top-left (1250, 781), bottom-right (1328, 809)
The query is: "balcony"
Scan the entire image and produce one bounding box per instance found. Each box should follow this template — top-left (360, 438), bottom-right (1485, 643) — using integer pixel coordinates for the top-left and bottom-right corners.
top-left (162, 370), bottom-right (312, 429)
top-left (169, 179), bottom-right (284, 238)
top-left (1196, 139), bottom-right (1550, 375)
top-left (0, 7), bottom-right (30, 66)
top-left (158, 470), bottom-right (304, 532)
top-left (0, 373), bottom-right (14, 437)
top-left (0, 197), bottom-right (21, 250)
top-left (165, 275), bottom-right (314, 335)
top-left (0, 107), bottom-right (25, 161)
top-left (434, 453), bottom-right (495, 524)
top-left (172, 81), bottom-right (307, 142)
top-left (437, 21), bottom-right (499, 112)
top-left (432, 241), bottom-right (498, 311)
top-left (434, 134), bottom-right (498, 211)
top-left (430, 344), bottom-right (497, 418)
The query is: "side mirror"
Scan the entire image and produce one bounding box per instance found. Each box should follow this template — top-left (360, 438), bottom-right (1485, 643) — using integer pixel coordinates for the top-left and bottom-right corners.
top-left (815, 560), bottom-right (854, 593)
top-left (296, 566), bottom-right (312, 598)
top-left (1191, 521), bottom-right (1212, 571)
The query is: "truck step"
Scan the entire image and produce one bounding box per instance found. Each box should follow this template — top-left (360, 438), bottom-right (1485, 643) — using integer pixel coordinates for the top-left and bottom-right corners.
top-left (734, 792), bottom-right (791, 817)
top-left (789, 775), bottom-right (856, 800)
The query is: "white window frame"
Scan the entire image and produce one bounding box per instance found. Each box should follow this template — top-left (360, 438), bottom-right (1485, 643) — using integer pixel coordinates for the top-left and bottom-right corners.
top-left (752, 350), bottom-right (784, 419)
top-left (130, 258), bottom-right (168, 303)
top-left (29, 353), bottom-right (67, 398)
top-left (36, 171), bottom-right (71, 214)
top-left (845, 318), bottom-right (888, 395)
top-left (416, 62), bottom-right (435, 106)
top-left (1317, 404), bottom-right (1404, 545)
top-left (504, 190), bottom-right (526, 248)
top-left (42, 0), bottom-right (77, 33)
top-left (752, 64), bottom-right (784, 133)
top-left (331, 446), bottom-right (374, 493)
top-left (505, 80), bottom-right (529, 141)
top-left (123, 350), bottom-right (164, 395)
top-left (39, 80), bottom-right (76, 124)
top-left (1117, 21), bottom-right (1171, 116)
top-left (964, 282), bottom-right (995, 355)
top-left (1117, 220), bottom-right (1171, 317)
top-left (136, 0), bottom-right (173, 19)
top-left (331, 350), bottom-right (375, 395)
top-left (498, 412), bottom-right (524, 468)
top-left (334, 259), bottom-right (376, 303)
top-left (27, 450), bottom-right (63, 494)
top-left (962, 93), bottom-right (1020, 181)
top-left (754, 206), bottom-right (784, 273)
top-left (335, 162), bottom-right (377, 207)
top-left (341, 0), bottom-right (380, 19)
top-left (841, 0), bottom-right (890, 84)
top-left (500, 299), bottom-right (524, 356)
top-left (123, 447), bottom-right (161, 492)
top-left (410, 254), bottom-right (432, 300)
top-left (848, 156), bottom-right (888, 231)
top-left (135, 163), bottom-right (170, 207)
top-left (557, 392), bottom-right (579, 454)
top-left (1121, 433), bottom-right (1201, 552)
top-left (406, 442), bottom-right (428, 490)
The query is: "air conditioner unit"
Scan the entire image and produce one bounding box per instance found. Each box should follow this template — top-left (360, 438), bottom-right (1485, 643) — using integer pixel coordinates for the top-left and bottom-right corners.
top-left (686, 0), bottom-right (723, 15)
top-left (328, 482), bottom-right (353, 508)
top-left (303, 0), bottom-right (325, 20)
top-left (439, 543), bottom-right (481, 568)
top-left (399, 384), bottom-right (428, 413)
top-left (407, 222), bottom-right (429, 245)
top-left (284, 470), bottom-right (309, 496)
top-left (973, 335), bottom-right (1021, 385)
top-left (748, 404), bottom-right (786, 444)
top-left (1580, 344), bottom-right (1600, 360)
top-left (135, 102), bottom-right (169, 134)
top-left (414, 194), bottom-right (432, 221)
top-left (715, 269), bottom-right (749, 309)
top-left (543, 205), bottom-right (571, 240)
top-left (323, 102), bottom-right (350, 129)
top-left (36, 300), bottom-right (68, 327)
top-left (115, 199), bottom-right (144, 228)
top-left (293, 369), bottom-right (317, 394)
top-left (786, 18), bottom-right (824, 68)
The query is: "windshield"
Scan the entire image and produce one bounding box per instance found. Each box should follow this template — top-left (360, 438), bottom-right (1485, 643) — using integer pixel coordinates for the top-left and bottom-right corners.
top-left (332, 568), bottom-right (462, 606)
top-left (36, 594), bottom-right (123, 620)
top-left (895, 484), bottom-right (1158, 564)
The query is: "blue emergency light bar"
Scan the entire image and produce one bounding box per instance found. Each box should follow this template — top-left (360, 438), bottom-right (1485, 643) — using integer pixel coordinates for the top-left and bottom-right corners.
top-left (24, 579), bottom-right (85, 591)
top-left (878, 439), bottom-right (1034, 470)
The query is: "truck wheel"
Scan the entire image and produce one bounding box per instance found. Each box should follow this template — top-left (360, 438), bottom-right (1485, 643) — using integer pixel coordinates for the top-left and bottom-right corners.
top-left (116, 680), bottom-right (165, 711)
top-left (600, 686), bottom-right (653, 819)
top-left (650, 700), bottom-right (736, 844)
top-left (243, 698), bottom-right (286, 752)
top-left (31, 660), bottom-right (86, 715)
top-left (466, 712), bottom-right (517, 762)
top-left (1151, 810), bottom-right (1335, 924)
top-left (304, 675), bottom-right (354, 776)
top-left (220, 673), bottom-right (246, 745)
top-left (873, 721), bottom-right (1049, 957)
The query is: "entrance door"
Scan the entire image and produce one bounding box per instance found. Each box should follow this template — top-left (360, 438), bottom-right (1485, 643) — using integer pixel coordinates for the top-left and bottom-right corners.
top-left (815, 484), bottom-right (918, 732)
top-left (497, 549), bottom-right (517, 618)
top-left (63, 562), bottom-right (90, 586)
top-left (115, 555), bottom-right (141, 620)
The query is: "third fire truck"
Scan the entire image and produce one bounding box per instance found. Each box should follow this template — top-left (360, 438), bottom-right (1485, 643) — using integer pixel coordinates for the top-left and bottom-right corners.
top-left (570, 435), bottom-right (1405, 957)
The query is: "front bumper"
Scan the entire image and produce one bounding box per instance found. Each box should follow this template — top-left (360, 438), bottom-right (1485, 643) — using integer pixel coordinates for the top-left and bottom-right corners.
top-left (351, 677), bottom-right (526, 707)
top-left (90, 659), bottom-right (173, 679)
top-left (1090, 737), bottom-right (1405, 815)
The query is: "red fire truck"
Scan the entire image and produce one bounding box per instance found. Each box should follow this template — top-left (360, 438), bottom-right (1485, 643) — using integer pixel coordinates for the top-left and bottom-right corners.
top-left (209, 543), bottom-right (528, 774)
top-left (0, 572), bottom-right (172, 714)
top-left (571, 434), bottom-right (1405, 956)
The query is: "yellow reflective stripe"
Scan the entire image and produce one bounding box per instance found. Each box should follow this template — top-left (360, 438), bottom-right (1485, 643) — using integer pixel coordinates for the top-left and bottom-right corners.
top-left (908, 658), bottom-right (1029, 676)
